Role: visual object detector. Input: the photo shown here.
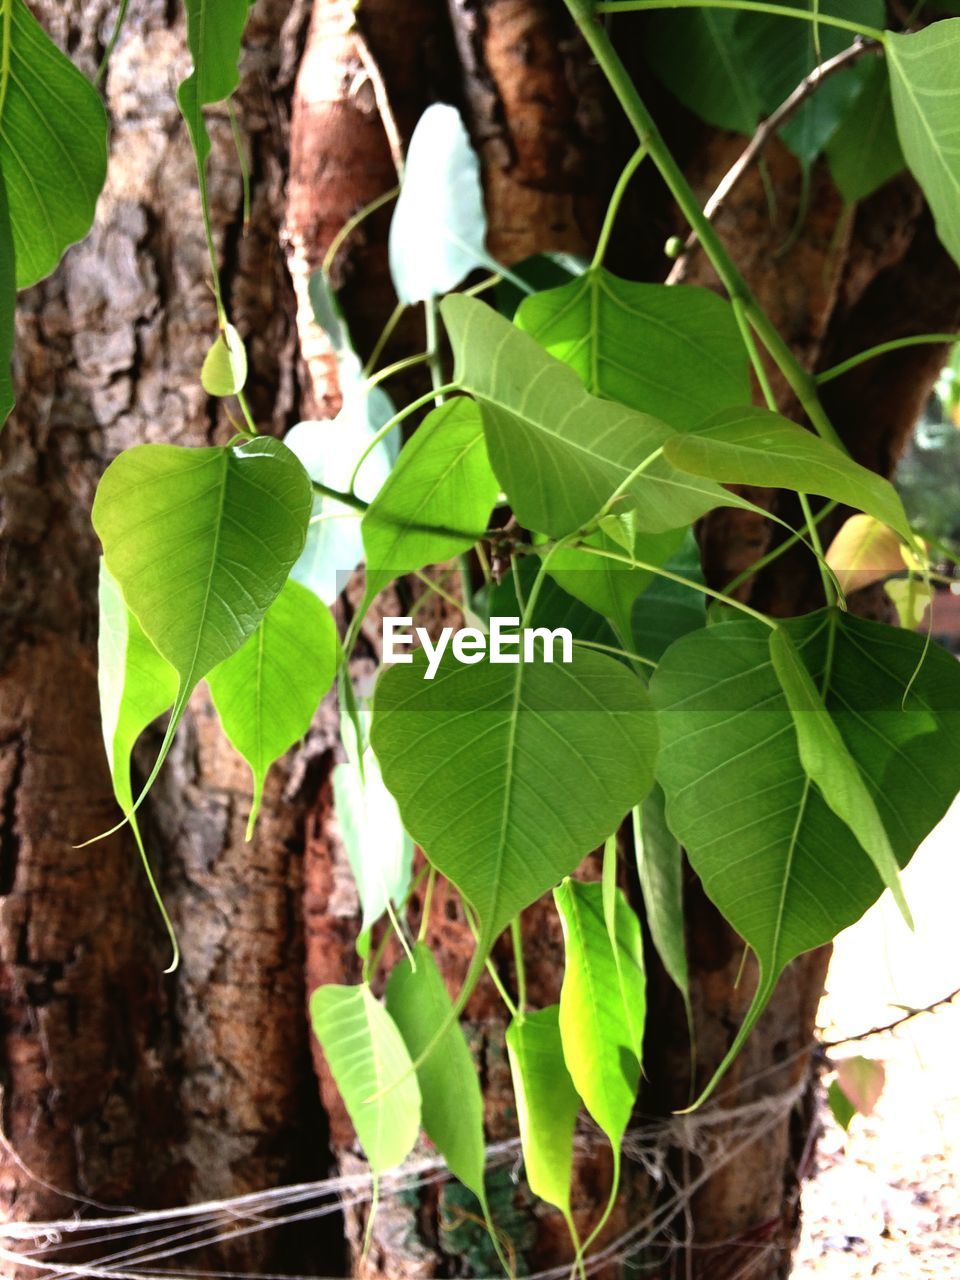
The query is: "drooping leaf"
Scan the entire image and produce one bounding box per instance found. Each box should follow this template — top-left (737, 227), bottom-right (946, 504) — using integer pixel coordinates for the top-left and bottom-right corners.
top-left (361, 398), bottom-right (499, 600)
top-left (505, 1006), bottom-right (581, 1215)
top-left (646, 9), bottom-right (760, 136)
top-left (888, 20), bottom-right (960, 269)
top-left (389, 104), bottom-right (487, 303)
top-left (333, 710), bottom-right (413, 939)
top-left (825, 514), bottom-right (906, 594)
top-left (633, 787), bottom-right (690, 1009)
top-left (769, 625), bottom-right (910, 924)
top-left (835, 1055), bottom-right (885, 1116)
top-left (0, 170), bottom-right (14, 426)
top-left (386, 944), bottom-right (486, 1197)
top-left (0, 0), bottom-right (108, 288)
top-left (516, 270), bottom-right (750, 427)
top-left (554, 878), bottom-right (644, 1149)
top-left (496, 252), bottom-right (587, 321)
top-left (826, 1078), bottom-right (857, 1130)
top-left (285, 385), bottom-right (396, 604)
top-left (201, 323), bottom-right (248, 396)
top-left (206, 578), bottom-right (337, 837)
top-left (826, 59), bottom-right (905, 202)
top-left (372, 647), bottom-right (658, 958)
top-left (441, 295), bottom-right (754, 539)
top-left (310, 983), bottom-right (421, 1173)
top-left (651, 608), bottom-right (960, 1105)
top-left (663, 407), bottom-right (912, 540)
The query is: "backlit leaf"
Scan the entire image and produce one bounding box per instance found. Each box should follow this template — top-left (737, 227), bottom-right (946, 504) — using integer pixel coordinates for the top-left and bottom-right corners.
top-left (835, 1055), bottom-right (885, 1116)
top-left (310, 983), bottom-right (421, 1173)
top-left (633, 786), bottom-right (690, 1008)
top-left (386, 944), bottom-right (486, 1197)
top-left (825, 514), bottom-right (905, 594)
top-left (201, 323), bottom-right (248, 396)
top-left (207, 578), bottom-right (337, 837)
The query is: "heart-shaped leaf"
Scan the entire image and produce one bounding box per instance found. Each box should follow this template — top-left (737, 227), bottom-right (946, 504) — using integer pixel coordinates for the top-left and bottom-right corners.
top-left (826, 59), bottom-right (904, 203)
top-left (201, 323), bottom-right (248, 396)
top-left (633, 786), bottom-right (690, 1012)
top-left (825, 514), bottom-right (907, 594)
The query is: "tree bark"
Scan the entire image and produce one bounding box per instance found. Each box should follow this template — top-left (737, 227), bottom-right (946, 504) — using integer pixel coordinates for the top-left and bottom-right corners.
top-left (1, 5), bottom-right (957, 1280)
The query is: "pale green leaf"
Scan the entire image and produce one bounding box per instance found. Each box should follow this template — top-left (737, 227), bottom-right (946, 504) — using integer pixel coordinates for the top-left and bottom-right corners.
top-left (651, 608), bottom-right (960, 1105)
top-left (207, 578), bottom-right (337, 838)
top-left (631, 529), bottom-right (706, 664)
top-left (362, 398), bottom-right (499, 600)
top-left (516, 269), bottom-right (750, 427)
top-left (201, 323), bottom-right (248, 396)
top-left (310, 983), bottom-right (421, 1173)
top-left (176, 0), bottom-right (252, 187)
top-left (389, 104), bottom-right (487, 303)
top-left (0, 0), bottom-right (108, 287)
top-left (633, 787), bottom-right (690, 1007)
top-left (888, 20), bottom-right (960, 269)
top-left (663, 407), bottom-right (912, 540)
top-left (826, 59), bottom-right (905, 203)
top-left (554, 879), bottom-right (644, 1148)
top-left (441, 294), bottom-right (753, 539)
top-left (505, 1006), bottom-right (581, 1214)
top-left (372, 647), bottom-right (658, 956)
top-left (386, 944), bottom-right (486, 1197)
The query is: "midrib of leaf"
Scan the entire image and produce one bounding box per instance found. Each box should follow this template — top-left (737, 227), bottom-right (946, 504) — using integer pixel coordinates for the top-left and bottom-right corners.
top-left (889, 38), bottom-right (960, 202)
top-left (372, 432), bottom-right (486, 551)
top-left (705, 8), bottom-right (757, 132)
top-left (565, 889), bottom-right (623, 1127)
top-left (184, 449), bottom-right (230, 694)
top-left (487, 659), bottom-right (525, 946)
top-left (0, 0), bottom-right (12, 123)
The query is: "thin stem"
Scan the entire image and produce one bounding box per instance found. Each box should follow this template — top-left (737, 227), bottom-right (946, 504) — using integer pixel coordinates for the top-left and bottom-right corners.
top-left (593, 0), bottom-right (886, 41)
top-left (236, 389), bottom-right (258, 436)
top-left (417, 868), bottom-right (436, 944)
top-left (313, 480), bottom-right (369, 512)
top-left (228, 100), bottom-right (251, 232)
top-left (95, 0), bottom-right (129, 85)
top-left (724, 500), bottom-right (837, 594)
top-left (485, 959), bottom-right (519, 1019)
top-left (798, 491), bottom-right (838, 606)
top-left (364, 350), bottom-right (432, 390)
top-left (363, 301), bottom-right (407, 378)
top-left (322, 185), bottom-right (400, 277)
top-left (571, 637), bottom-right (657, 668)
top-left (593, 145), bottom-right (647, 269)
top-left (511, 918), bottom-right (527, 1013)
top-left (425, 298), bottom-right (445, 405)
top-left (462, 272), bottom-right (502, 298)
top-left (348, 383), bottom-right (459, 492)
top-left (413, 569), bottom-right (465, 615)
top-left (816, 333), bottom-right (960, 385)
top-left (563, 2), bottom-right (845, 451)
top-left (366, 864), bottom-right (430, 977)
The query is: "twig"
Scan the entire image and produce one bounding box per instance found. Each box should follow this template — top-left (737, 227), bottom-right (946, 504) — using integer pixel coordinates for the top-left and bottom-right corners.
top-left (667, 39), bottom-right (880, 285)
top-left (820, 984), bottom-right (960, 1051)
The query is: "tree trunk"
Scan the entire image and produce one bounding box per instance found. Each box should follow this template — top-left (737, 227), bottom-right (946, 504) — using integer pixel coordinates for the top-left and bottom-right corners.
top-left (1, 5), bottom-right (957, 1280)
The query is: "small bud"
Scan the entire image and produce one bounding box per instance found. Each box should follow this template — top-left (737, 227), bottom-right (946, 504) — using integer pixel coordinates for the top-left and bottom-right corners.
top-left (664, 235), bottom-right (685, 260)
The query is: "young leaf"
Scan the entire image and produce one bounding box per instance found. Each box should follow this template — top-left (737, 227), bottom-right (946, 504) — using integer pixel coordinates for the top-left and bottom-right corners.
top-left (835, 1055), bottom-right (885, 1116)
top-left (663, 407), bottom-right (912, 540)
top-left (310, 983), bottom-right (422, 1173)
top-left (201, 323), bottom-right (248, 397)
top-left (372, 648), bottom-right (658, 959)
top-left (0, 0), bottom-right (108, 288)
top-left (768, 626), bottom-right (910, 925)
top-left (826, 59), bottom-right (904, 203)
top-left (888, 20), bottom-right (960, 269)
top-left (824, 514), bottom-right (906, 594)
top-left (505, 1006), bottom-right (581, 1216)
top-left (633, 787), bottom-right (690, 1010)
top-left (0, 171), bottom-right (14, 426)
top-left (386, 944), bottom-right (486, 1197)
top-left (361, 398), bottom-right (499, 600)
top-left (206, 578), bottom-right (337, 837)
top-left (554, 879), bottom-right (645, 1148)
top-left (516, 270), bottom-right (750, 427)
top-left (651, 608), bottom-right (960, 1106)
top-left (389, 104), bottom-right (487, 304)
top-left (441, 295), bottom-right (754, 539)
top-left (826, 1078), bottom-right (857, 1131)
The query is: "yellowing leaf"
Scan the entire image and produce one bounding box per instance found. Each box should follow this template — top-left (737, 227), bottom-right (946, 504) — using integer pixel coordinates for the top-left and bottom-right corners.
top-left (825, 514), bottom-right (905, 594)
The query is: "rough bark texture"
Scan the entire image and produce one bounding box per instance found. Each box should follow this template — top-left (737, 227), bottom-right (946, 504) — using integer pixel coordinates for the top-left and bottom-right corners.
top-left (2, 4), bottom-right (958, 1280)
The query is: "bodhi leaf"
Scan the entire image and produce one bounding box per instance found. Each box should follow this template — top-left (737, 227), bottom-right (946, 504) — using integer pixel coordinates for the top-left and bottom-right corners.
top-left (0, 171), bottom-right (13, 426)
top-left (554, 878), bottom-right (645, 1150)
top-left (887, 20), bottom-right (960, 270)
top-left (505, 1006), bottom-right (581, 1217)
top-left (362, 398), bottom-right (499, 600)
top-left (633, 787), bottom-right (690, 1012)
top-left (310, 983), bottom-right (421, 1173)
top-left (372, 648), bottom-right (658, 967)
top-left (207, 578), bottom-right (337, 838)
top-left (826, 59), bottom-right (904, 203)
top-left (496, 251), bottom-right (587, 321)
top-left (389, 104), bottom-right (488, 304)
top-left (516, 270), bottom-right (749, 427)
top-left (440, 295), bottom-right (755, 539)
top-left (630, 529), bottom-right (706, 665)
top-left (201, 323), bottom-right (248, 396)
top-left (663, 408), bottom-right (912, 540)
top-left (91, 438), bottom-right (312, 816)
top-left (825, 514), bottom-right (906, 594)
top-left (651, 608), bottom-right (960, 1107)
top-left (386, 944), bottom-right (486, 1197)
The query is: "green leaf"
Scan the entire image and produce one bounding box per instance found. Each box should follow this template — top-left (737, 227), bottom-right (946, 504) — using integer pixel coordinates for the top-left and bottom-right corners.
top-left (386, 944), bottom-right (486, 1197)
top-left (516, 270), bottom-right (750, 428)
top-left (769, 625), bottom-right (910, 925)
top-left (201, 323), bottom-right (248, 396)
top-left (633, 786), bottom-right (690, 1008)
top-left (389, 104), bottom-right (487, 303)
top-left (0, 169), bottom-right (13, 426)
top-left (826, 59), bottom-right (905, 203)
top-left (826, 1077), bottom-right (856, 1130)
top-left (495, 251), bottom-right (587, 321)
top-left (0, 0), bottom-right (108, 288)
top-left (888, 20), bottom-right (960, 269)
top-left (372, 647), bottom-right (658, 956)
top-left (362, 398), bottom-right (499, 600)
top-left (310, 983), bottom-right (422, 1173)
top-left (505, 1006), bottom-right (581, 1215)
top-left (663, 407), bottom-right (912, 540)
top-left (333, 712), bottom-right (413, 939)
top-left (554, 878), bottom-right (644, 1148)
top-left (176, 0), bottom-right (252, 194)
top-left (650, 608), bottom-right (960, 1105)
top-left (441, 295), bottom-right (753, 539)
top-left (206, 578), bottom-right (337, 838)
top-left (647, 9), bottom-right (761, 136)
top-left (630, 529), bottom-right (706, 664)
top-left (480, 557), bottom-right (621, 653)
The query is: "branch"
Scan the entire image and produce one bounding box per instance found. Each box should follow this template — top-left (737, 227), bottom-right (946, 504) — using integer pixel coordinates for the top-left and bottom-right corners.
top-left (820, 985), bottom-right (960, 1051)
top-left (666, 39), bottom-right (881, 286)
